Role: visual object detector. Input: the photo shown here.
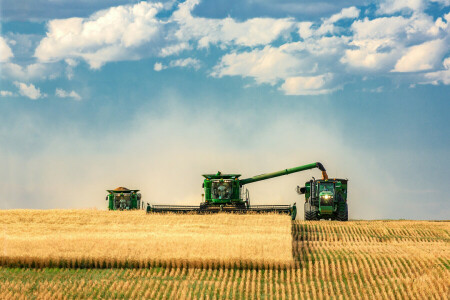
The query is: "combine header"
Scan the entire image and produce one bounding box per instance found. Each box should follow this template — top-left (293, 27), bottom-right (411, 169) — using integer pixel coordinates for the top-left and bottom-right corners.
top-left (147, 162), bottom-right (329, 220)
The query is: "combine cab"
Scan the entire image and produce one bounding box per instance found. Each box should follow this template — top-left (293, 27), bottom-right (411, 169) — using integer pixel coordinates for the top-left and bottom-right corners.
top-left (297, 178), bottom-right (348, 221)
top-left (106, 187), bottom-right (142, 210)
top-left (148, 162), bottom-right (330, 220)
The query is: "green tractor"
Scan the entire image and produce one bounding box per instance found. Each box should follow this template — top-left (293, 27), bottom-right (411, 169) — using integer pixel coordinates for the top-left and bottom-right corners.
top-left (148, 162), bottom-right (330, 220)
top-left (297, 178), bottom-right (348, 221)
top-left (106, 187), bottom-right (142, 210)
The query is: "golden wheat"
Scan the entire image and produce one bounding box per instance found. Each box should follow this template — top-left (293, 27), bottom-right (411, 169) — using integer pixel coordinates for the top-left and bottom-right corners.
top-left (0, 209), bottom-right (293, 269)
top-left (0, 212), bottom-right (449, 299)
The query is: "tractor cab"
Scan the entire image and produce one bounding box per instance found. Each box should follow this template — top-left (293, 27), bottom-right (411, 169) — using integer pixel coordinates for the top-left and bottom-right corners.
top-left (202, 172), bottom-right (242, 205)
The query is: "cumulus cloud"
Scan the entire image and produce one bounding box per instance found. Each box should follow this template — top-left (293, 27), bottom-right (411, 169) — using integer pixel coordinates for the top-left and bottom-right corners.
top-left (212, 46), bottom-right (310, 85)
top-left (393, 39), bottom-right (446, 72)
top-left (55, 88), bottom-right (81, 100)
top-left (34, 2), bottom-right (164, 69)
top-left (280, 73), bottom-right (340, 95)
top-left (0, 37), bottom-right (14, 62)
top-left (3, 0), bottom-right (446, 95)
top-left (13, 81), bottom-right (45, 100)
top-left (422, 57), bottom-right (450, 84)
top-left (340, 13), bottom-right (448, 72)
top-left (1, 62), bottom-right (59, 81)
top-left (377, 0), bottom-right (424, 14)
top-left (172, 0), bottom-right (295, 48)
top-left (327, 6), bottom-right (360, 23)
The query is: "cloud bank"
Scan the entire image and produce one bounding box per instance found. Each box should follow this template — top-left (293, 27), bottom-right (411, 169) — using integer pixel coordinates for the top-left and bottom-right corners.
top-left (1, 0), bottom-right (449, 96)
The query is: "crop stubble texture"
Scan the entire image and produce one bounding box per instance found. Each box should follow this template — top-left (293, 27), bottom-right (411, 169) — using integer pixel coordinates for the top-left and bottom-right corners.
top-left (0, 210), bottom-right (449, 299)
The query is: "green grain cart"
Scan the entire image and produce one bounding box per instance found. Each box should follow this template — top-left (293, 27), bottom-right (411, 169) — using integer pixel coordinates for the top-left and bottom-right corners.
top-left (106, 187), bottom-right (142, 210)
top-left (148, 162), bottom-right (329, 220)
top-left (297, 178), bottom-right (348, 221)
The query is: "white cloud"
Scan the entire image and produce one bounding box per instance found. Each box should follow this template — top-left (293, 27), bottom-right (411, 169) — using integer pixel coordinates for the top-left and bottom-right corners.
top-left (0, 37), bottom-right (14, 62)
top-left (0, 90), bottom-right (15, 97)
top-left (422, 57), bottom-right (450, 84)
top-left (154, 58), bottom-right (200, 71)
top-left (298, 7), bottom-right (360, 39)
top-left (6, 0), bottom-right (448, 95)
top-left (172, 0), bottom-right (294, 48)
top-left (340, 14), bottom-right (442, 71)
top-left (154, 62), bottom-right (165, 71)
top-left (327, 6), bottom-right (360, 23)
top-left (13, 81), bottom-right (45, 100)
top-left (298, 22), bottom-right (314, 39)
top-left (212, 46), bottom-right (309, 85)
top-left (159, 42), bottom-right (191, 57)
top-left (34, 2), bottom-right (164, 69)
top-left (1, 62), bottom-right (59, 81)
top-left (280, 73), bottom-right (339, 95)
top-left (55, 88), bottom-right (81, 100)
top-left (169, 58), bottom-right (201, 70)
top-left (393, 39), bottom-right (446, 72)
top-left (377, 0), bottom-right (424, 15)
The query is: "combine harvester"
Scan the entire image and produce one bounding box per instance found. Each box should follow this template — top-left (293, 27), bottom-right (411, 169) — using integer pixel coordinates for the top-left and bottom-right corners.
top-left (106, 187), bottom-right (142, 210)
top-left (147, 162), bottom-right (329, 220)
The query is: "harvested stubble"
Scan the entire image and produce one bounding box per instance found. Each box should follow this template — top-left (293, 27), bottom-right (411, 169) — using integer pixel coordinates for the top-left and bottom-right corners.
top-left (1, 219), bottom-right (449, 299)
top-left (0, 209), bottom-right (293, 269)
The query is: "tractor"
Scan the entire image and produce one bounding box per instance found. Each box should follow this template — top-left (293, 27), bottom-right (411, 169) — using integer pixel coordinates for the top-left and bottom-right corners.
top-left (297, 178), bottom-right (348, 221)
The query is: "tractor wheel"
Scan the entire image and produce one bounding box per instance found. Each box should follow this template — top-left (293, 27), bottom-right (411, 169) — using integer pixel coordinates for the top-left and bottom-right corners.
top-left (304, 202), bottom-right (318, 221)
top-left (336, 202), bottom-right (348, 221)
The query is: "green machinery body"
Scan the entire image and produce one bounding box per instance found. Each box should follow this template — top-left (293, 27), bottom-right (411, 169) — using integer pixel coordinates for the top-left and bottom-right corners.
top-left (106, 187), bottom-right (142, 210)
top-left (148, 162), bottom-right (328, 220)
top-left (298, 178), bottom-right (348, 221)
top-left (202, 162), bottom-right (326, 207)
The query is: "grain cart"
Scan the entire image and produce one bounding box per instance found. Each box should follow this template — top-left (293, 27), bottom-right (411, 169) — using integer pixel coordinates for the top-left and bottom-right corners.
top-left (297, 178), bottom-right (348, 221)
top-left (148, 162), bottom-right (328, 220)
top-left (106, 187), bottom-right (142, 210)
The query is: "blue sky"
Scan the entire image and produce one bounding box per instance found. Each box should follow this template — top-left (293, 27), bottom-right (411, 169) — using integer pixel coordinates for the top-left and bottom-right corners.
top-left (1, 0), bottom-right (449, 219)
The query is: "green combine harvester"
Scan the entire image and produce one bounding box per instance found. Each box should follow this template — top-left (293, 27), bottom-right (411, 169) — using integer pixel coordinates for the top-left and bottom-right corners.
top-left (297, 177), bottom-right (349, 221)
top-left (106, 187), bottom-right (142, 210)
top-left (147, 162), bottom-right (330, 220)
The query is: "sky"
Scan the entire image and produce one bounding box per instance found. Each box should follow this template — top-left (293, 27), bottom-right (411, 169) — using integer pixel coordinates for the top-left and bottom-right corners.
top-left (0, 0), bottom-right (449, 219)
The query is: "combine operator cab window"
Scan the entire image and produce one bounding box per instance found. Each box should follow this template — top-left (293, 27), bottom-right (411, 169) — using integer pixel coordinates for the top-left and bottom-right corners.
top-left (318, 182), bottom-right (335, 194)
top-left (211, 180), bottom-right (233, 200)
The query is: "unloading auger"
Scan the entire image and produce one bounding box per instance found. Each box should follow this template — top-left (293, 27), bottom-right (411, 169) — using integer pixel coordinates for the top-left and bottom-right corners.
top-left (147, 162), bottom-right (328, 220)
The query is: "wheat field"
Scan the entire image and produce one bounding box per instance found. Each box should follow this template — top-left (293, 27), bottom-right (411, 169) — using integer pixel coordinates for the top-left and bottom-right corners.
top-left (0, 210), bottom-right (293, 268)
top-left (0, 210), bottom-right (449, 299)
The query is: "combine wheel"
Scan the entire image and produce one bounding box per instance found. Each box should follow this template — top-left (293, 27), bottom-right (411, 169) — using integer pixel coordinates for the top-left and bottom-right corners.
top-left (336, 202), bottom-right (348, 221)
top-left (236, 203), bottom-right (247, 210)
top-left (304, 202), bottom-right (318, 221)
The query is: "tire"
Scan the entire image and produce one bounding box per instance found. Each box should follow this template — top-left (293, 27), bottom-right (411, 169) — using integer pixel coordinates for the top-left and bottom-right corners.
top-left (336, 202), bottom-right (348, 221)
top-left (304, 202), bottom-right (318, 221)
